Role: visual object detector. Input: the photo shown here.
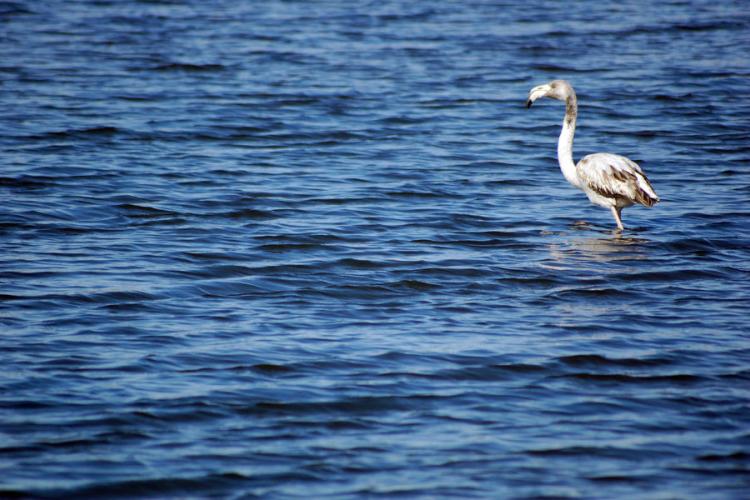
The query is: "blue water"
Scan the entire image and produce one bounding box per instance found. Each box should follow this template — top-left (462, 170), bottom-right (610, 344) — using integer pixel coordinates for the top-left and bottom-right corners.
top-left (2, 1), bottom-right (749, 497)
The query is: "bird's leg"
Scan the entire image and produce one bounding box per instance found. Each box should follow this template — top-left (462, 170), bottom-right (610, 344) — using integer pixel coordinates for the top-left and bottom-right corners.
top-left (611, 206), bottom-right (624, 231)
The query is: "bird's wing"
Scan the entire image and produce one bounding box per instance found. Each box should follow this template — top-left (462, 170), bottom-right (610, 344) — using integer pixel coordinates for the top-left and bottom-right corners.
top-left (576, 153), bottom-right (659, 207)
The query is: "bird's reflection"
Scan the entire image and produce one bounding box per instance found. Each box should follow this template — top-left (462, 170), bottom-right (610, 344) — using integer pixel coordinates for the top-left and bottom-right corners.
top-left (543, 224), bottom-right (650, 269)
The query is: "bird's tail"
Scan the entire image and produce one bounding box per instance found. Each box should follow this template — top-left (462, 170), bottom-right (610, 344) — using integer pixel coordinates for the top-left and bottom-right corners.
top-left (635, 173), bottom-right (659, 207)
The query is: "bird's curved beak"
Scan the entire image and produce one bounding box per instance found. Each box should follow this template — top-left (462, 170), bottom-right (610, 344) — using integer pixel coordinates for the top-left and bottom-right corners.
top-left (526, 84), bottom-right (550, 109)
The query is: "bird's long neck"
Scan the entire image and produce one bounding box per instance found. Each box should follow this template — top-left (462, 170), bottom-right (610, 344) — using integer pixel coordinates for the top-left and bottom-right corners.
top-left (557, 93), bottom-right (580, 187)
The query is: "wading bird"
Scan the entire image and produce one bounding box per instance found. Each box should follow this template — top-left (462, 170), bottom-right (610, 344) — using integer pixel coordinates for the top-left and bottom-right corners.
top-left (526, 80), bottom-right (658, 231)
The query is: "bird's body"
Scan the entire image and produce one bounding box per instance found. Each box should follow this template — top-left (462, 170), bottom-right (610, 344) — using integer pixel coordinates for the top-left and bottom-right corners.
top-left (526, 80), bottom-right (658, 230)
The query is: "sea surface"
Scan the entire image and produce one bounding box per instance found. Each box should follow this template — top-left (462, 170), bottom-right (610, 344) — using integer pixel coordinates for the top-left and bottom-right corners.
top-left (1, 1), bottom-right (749, 498)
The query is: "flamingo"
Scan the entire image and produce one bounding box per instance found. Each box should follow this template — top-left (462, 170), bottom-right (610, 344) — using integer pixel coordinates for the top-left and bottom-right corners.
top-left (526, 80), bottom-right (659, 231)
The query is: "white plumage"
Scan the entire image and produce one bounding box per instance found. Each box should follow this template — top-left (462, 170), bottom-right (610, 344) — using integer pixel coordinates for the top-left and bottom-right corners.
top-left (526, 80), bottom-right (659, 231)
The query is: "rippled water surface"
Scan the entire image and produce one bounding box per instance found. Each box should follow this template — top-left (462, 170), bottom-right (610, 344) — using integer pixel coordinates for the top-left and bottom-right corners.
top-left (2, 0), bottom-right (750, 497)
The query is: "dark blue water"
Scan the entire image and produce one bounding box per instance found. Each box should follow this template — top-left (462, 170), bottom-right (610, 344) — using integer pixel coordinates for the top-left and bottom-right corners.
top-left (2, 1), bottom-right (750, 497)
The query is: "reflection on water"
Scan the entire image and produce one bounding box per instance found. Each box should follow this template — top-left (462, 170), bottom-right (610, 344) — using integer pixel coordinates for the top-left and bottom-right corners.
top-left (544, 230), bottom-right (651, 269)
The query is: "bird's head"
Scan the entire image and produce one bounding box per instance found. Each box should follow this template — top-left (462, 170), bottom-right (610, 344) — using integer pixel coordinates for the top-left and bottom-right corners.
top-left (526, 80), bottom-right (574, 108)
